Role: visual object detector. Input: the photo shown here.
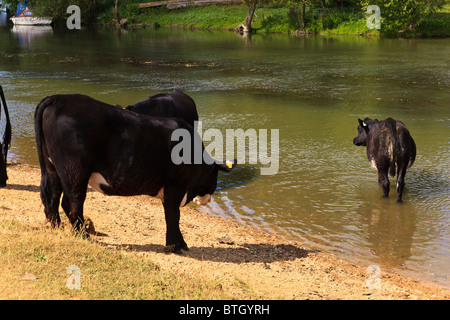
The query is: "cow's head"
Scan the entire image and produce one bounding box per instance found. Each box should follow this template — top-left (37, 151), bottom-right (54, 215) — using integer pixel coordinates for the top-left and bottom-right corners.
top-left (353, 118), bottom-right (378, 146)
top-left (190, 160), bottom-right (236, 206)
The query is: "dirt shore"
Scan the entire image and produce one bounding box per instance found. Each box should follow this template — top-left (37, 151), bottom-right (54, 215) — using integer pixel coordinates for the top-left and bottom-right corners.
top-left (1, 165), bottom-right (449, 300)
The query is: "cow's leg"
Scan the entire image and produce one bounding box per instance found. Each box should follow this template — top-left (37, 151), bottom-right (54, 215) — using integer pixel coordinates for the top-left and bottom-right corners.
top-left (60, 176), bottom-right (89, 236)
top-left (40, 162), bottom-right (63, 227)
top-left (0, 152), bottom-right (7, 188)
top-left (162, 189), bottom-right (188, 253)
top-left (61, 190), bottom-right (88, 236)
top-left (396, 165), bottom-right (407, 202)
top-left (377, 168), bottom-right (390, 198)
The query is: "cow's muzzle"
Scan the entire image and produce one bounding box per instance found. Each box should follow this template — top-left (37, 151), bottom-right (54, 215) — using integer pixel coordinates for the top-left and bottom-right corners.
top-left (194, 194), bottom-right (211, 206)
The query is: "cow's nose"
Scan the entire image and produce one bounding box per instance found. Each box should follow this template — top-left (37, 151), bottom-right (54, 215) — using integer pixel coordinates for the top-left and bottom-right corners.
top-left (194, 194), bottom-right (211, 205)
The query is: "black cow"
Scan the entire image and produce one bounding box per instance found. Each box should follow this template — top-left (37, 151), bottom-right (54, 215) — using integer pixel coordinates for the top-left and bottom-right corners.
top-left (126, 90), bottom-right (198, 127)
top-left (35, 94), bottom-right (235, 253)
top-left (0, 86), bottom-right (12, 188)
top-left (353, 117), bottom-right (416, 201)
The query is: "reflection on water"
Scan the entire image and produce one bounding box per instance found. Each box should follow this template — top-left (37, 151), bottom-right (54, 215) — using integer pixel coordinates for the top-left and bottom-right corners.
top-left (0, 27), bottom-right (449, 287)
top-left (12, 25), bottom-right (54, 47)
top-left (0, 12), bottom-right (7, 27)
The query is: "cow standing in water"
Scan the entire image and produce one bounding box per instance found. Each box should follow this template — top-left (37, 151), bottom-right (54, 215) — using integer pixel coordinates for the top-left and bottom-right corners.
top-left (0, 86), bottom-right (12, 188)
top-left (353, 117), bottom-right (416, 202)
top-left (35, 94), bottom-right (234, 253)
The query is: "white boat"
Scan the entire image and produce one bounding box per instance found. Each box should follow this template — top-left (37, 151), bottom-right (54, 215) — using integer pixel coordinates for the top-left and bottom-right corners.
top-left (10, 15), bottom-right (52, 25)
top-left (10, 3), bottom-right (52, 26)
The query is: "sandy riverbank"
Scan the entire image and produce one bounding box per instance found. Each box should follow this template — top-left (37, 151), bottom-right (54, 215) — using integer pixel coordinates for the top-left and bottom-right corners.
top-left (0, 165), bottom-right (448, 300)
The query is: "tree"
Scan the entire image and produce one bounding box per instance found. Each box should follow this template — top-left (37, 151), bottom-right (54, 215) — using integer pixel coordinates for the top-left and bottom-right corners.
top-left (360, 0), bottom-right (446, 35)
top-left (243, 0), bottom-right (271, 32)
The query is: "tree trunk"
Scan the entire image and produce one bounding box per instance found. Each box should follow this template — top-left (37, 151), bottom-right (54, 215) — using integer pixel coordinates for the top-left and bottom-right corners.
top-left (114, 0), bottom-right (119, 22)
top-left (300, 2), bottom-right (305, 31)
top-left (244, 4), bottom-right (257, 33)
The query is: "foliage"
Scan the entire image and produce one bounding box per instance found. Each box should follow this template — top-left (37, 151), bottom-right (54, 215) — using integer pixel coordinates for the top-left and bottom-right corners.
top-left (413, 12), bottom-right (450, 37)
top-left (287, 6), bottom-right (303, 30)
top-left (285, 2), bottom-right (363, 32)
top-left (360, 0), bottom-right (446, 36)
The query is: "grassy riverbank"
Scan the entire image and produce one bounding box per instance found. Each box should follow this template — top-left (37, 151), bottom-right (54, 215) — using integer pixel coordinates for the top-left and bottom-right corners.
top-left (100, 4), bottom-right (377, 35)
top-left (99, 3), bottom-right (450, 37)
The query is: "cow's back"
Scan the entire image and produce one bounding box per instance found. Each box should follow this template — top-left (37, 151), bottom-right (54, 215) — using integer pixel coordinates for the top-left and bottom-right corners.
top-left (366, 121), bottom-right (395, 166)
top-left (127, 90), bottom-right (198, 127)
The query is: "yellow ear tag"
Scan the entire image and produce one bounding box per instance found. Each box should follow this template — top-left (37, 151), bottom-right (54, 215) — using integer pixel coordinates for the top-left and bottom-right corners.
top-left (226, 161), bottom-right (233, 169)
top-left (362, 122), bottom-right (367, 127)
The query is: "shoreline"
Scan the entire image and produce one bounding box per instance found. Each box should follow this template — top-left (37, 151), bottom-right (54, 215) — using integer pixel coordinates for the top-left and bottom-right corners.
top-left (1, 164), bottom-right (449, 299)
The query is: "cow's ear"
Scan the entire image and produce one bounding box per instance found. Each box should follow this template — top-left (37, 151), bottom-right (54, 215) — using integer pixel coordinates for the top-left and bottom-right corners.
top-left (358, 118), bottom-right (365, 127)
top-left (216, 159), bottom-right (237, 172)
top-left (359, 118), bottom-right (371, 131)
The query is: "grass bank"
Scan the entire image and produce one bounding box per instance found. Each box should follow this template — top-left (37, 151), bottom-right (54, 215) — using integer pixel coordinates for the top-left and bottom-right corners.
top-left (98, 3), bottom-right (450, 37)
top-left (0, 218), bottom-right (250, 299)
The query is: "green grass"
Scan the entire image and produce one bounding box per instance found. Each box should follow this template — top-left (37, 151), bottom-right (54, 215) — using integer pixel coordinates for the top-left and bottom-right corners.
top-left (0, 218), bottom-right (253, 299)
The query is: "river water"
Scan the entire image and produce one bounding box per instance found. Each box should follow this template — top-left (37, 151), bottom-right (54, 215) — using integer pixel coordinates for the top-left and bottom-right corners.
top-left (0, 20), bottom-right (449, 287)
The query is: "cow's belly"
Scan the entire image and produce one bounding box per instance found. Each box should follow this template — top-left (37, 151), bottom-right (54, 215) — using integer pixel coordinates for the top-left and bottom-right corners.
top-left (88, 172), bottom-right (110, 194)
top-left (88, 172), bottom-right (188, 207)
top-left (88, 172), bottom-right (154, 196)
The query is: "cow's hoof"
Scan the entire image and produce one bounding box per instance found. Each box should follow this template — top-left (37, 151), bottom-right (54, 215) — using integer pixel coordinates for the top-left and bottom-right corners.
top-left (84, 217), bottom-right (96, 235)
top-left (164, 243), bottom-right (189, 254)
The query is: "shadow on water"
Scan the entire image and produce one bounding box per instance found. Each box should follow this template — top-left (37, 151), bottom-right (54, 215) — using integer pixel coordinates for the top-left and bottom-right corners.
top-left (216, 164), bottom-right (259, 191)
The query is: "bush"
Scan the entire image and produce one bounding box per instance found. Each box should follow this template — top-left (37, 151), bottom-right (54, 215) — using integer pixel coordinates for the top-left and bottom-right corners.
top-left (287, 6), bottom-right (302, 30)
top-left (360, 0), bottom-right (446, 36)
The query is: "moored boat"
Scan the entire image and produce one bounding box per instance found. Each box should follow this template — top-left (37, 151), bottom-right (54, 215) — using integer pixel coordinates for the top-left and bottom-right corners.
top-left (10, 2), bottom-right (52, 26)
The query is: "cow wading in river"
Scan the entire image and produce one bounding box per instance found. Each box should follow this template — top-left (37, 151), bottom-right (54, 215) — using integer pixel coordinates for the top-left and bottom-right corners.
top-left (353, 117), bottom-right (416, 202)
top-left (35, 94), bottom-right (234, 253)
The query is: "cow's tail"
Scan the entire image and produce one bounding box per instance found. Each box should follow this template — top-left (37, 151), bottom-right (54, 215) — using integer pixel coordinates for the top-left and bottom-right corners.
top-left (0, 86), bottom-right (12, 165)
top-left (34, 96), bottom-right (57, 211)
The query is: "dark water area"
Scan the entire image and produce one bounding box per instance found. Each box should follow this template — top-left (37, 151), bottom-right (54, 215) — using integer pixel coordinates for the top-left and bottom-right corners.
top-left (0, 19), bottom-right (449, 287)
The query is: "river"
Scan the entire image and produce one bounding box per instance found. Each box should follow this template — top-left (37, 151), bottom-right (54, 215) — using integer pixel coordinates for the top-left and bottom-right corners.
top-left (0, 20), bottom-right (449, 287)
